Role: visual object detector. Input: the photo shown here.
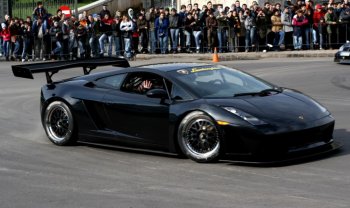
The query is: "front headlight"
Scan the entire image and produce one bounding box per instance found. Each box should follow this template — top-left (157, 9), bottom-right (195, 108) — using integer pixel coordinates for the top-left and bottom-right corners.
top-left (223, 107), bottom-right (267, 125)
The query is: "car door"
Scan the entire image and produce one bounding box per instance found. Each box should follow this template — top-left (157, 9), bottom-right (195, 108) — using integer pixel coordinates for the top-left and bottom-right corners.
top-left (103, 72), bottom-right (171, 147)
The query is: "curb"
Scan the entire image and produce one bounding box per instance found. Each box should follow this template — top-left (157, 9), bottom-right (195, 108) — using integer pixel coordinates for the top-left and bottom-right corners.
top-left (135, 50), bottom-right (337, 61)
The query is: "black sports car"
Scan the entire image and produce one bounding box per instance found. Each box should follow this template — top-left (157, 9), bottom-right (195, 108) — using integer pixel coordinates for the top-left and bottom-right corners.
top-left (334, 41), bottom-right (350, 63)
top-left (12, 58), bottom-right (338, 163)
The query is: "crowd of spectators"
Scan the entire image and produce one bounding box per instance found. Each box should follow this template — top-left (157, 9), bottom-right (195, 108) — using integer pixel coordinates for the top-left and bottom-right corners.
top-left (0, 0), bottom-right (350, 62)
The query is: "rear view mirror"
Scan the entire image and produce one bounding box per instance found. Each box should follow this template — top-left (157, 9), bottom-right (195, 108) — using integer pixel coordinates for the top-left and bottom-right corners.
top-left (146, 89), bottom-right (168, 99)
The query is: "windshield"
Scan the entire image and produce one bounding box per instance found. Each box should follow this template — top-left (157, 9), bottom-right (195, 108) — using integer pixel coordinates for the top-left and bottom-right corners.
top-left (170, 66), bottom-right (275, 98)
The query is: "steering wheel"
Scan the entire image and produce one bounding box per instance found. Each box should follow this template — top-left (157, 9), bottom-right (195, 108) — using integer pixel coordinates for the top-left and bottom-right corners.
top-left (209, 79), bottom-right (223, 85)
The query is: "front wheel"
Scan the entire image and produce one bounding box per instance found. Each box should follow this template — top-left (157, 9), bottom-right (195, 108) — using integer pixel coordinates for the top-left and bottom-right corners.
top-left (178, 111), bottom-right (222, 163)
top-left (43, 101), bottom-right (77, 145)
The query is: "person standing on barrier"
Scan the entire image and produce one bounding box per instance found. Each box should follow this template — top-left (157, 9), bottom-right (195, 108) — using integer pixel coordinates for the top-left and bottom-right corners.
top-left (325, 7), bottom-right (337, 49)
top-left (155, 12), bottom-right (169, 54)
top-left (120, 15), bottom-right (133, 60)
top-left (169, 8), bottom-right (181, 54)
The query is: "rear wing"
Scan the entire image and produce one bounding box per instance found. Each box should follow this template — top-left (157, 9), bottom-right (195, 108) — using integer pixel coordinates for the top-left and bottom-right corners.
top-left (12, 57), bottom-right (130, 84)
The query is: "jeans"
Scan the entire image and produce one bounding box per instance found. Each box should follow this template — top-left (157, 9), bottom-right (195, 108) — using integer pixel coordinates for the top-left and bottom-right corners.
top-left (89, 36), bottom-right (99, 57)
top-left (304, 27), bottom-right (311, 49)
top-left (99, 34), bottom-right (113, 56)
top-left (12, 40), bottom-right (20, 58)
top-left (170, 28), bottom-right (179, 50)
top-left (22, 39), bottom-right (32, 59)
top-left (217, 30), bottom-right (227, 52)
top-left (114, 36), bottom-right (121, 56)
top-left (124, 38), bottom-right (131, 58)
top-left (0, 38), bottom-right (3, 55)
top-left (3, 41), bottom-right (10, 58)
top-left (293, 35), bottom-right (302, 49)
top-left (273, 31), bottom-right (285, 47)
top-left (183, 30), bottom-right (191, 47)
top-left (149, 30), bottom-right (157, 53)
top-left (52, 41), bottom-right (62, 56)
top-left (312, 29), bottom-right (324, 48)
top-left (159, 35), bottom-right (168, 54)
top-left (245, 27), bottom-right (256, 50)
top-left (77, 38), bottom-right (86, 56)
top-left (193, 31), bottom-right (202, 50)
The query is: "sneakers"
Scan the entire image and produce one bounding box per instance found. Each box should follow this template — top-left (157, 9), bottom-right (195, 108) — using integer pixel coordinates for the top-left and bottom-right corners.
top-left (0, 53), bottom-right (2, 57)
top-left (267, 44), bottom-right (273, 48)
top-left (21, 59), bottom-right (26, 62)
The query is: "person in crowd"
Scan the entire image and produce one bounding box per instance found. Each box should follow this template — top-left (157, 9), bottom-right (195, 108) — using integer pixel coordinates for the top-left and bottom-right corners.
top-left (100, 4), bottom-right (111, 19)
top-left (184, 13), bottom-right (195, 53)
top-left (155, 12), bottom-right (169, 54)
top-left (206, 11), bottom-right (218, 52)
top-left (282, 7), bottom-right (294, 50)
top-left (146, 7), bottom-right (157, 54)
top-left (192, 13), bottom-right (202, 53)
top-left (99, 13), bottom-right (113, 57)
top-left (271, 9), bottom-right (285, 50)
top-left (49, 21), bottom-right (62, 59)
top-left (242, 9), bottom-right (257, 52)
top-left (88, 14), bottom-right (100, 57)
top-left (137, 12), bottom-right (148, 54)
top-left (32, 17), bottom-right (48, 60)
top-left (61, 17), bottom-right (70, 60)
top-left (228, 9), bottom-right (241, 52)
top-left (325, 7), bottom-right (337, 49)
top-left (292, 9), bottom-right (308, 50)
top-left (76, 20), bottom-right (87, 58)
top-left (9, 18), bottom-right (21, 60)
top-left (217, 9), bottom-right (229, 53)
top-left (0, 23), bottom-right (11, 61)
top-left (32, 1), bottom-right (48, 21)
top-left (20, 21), bottom-right (33, 62)
top-left (120, 14), bottom-right (133, 59)
top-left (169, 8), bottom-right (181, 54)
top-left (313, 4), bottom-right (326, 49)
top-left (256, 8), bottom-right (269, 51)
top-left (113, 14), bottom-right (122, 56)
top-left (302, 5), bottom-right (313, 50)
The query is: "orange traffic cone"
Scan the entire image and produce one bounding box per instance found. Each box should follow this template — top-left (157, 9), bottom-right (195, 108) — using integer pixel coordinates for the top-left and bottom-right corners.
top-left (212, 47), bottom-right (219, 63)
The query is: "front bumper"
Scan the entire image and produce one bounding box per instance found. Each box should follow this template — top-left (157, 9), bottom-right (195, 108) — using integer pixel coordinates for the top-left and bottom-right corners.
top-left (222, 116), bottom-right (337, 159)
top-left (334, 51), bottom-right (350, 63)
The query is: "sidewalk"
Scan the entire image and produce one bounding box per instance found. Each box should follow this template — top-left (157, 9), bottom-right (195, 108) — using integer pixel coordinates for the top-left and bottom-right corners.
top-left (135, 49), bottom-right (338, 61)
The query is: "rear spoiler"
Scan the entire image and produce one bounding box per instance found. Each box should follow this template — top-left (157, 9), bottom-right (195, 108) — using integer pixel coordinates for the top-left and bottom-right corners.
top-left (12, 57), bottom-right (130, 84)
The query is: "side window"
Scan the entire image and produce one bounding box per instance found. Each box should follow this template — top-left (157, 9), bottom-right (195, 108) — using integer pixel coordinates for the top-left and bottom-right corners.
top-left (171, 84), bottom-right (193, 101)
top-left (96, 74), bottom-right (126, 89)
top-left (121, 72), bottom-right (166, 95)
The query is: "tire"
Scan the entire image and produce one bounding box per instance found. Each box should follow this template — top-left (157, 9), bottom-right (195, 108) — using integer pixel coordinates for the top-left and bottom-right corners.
top-left (177, 111), bottom-right (222, 163)
top-left (43, 101), bottom-right (77, 146)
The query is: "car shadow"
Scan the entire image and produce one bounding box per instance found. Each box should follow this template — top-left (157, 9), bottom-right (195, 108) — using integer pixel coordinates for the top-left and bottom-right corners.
top-left (222, 128), bottom-right (349, 167)
top-left (73, 129), bottom-right (349, 167)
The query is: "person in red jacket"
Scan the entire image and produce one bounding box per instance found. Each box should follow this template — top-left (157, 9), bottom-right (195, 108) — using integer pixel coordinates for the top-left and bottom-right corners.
top-left (0, 23), bottom-right (11, 61)
top-left (312, 4), bottom-right (325, 49)
top-left (292, 9), bottom-right (308, 50)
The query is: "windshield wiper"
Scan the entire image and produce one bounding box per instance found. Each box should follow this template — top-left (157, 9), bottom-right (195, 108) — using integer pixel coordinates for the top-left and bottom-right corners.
top-left (234, 88), bottom-right (282, 97)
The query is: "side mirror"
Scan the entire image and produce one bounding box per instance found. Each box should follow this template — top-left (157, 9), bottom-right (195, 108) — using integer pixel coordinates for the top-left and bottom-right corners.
top-left (146, 89), bottom-right (168, 99)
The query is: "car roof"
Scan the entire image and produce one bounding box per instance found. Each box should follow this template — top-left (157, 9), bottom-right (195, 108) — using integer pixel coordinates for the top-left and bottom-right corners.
top-left (139, 63), bottom-right (213, 72)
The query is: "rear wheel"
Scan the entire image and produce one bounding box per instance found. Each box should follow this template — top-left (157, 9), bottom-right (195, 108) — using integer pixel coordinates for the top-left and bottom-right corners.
top-left (178, 111), bottom-right (221, 163)
top-left (43, 101), bottom-right (77, 145)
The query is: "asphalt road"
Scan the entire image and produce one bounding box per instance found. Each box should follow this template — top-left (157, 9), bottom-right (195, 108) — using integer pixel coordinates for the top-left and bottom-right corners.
top-left (0, 57), bottom-right (349, 208)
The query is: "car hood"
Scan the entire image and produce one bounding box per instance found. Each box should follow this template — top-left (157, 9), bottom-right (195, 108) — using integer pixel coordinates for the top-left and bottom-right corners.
top-left (205, 90), bottom-right (328, 126)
